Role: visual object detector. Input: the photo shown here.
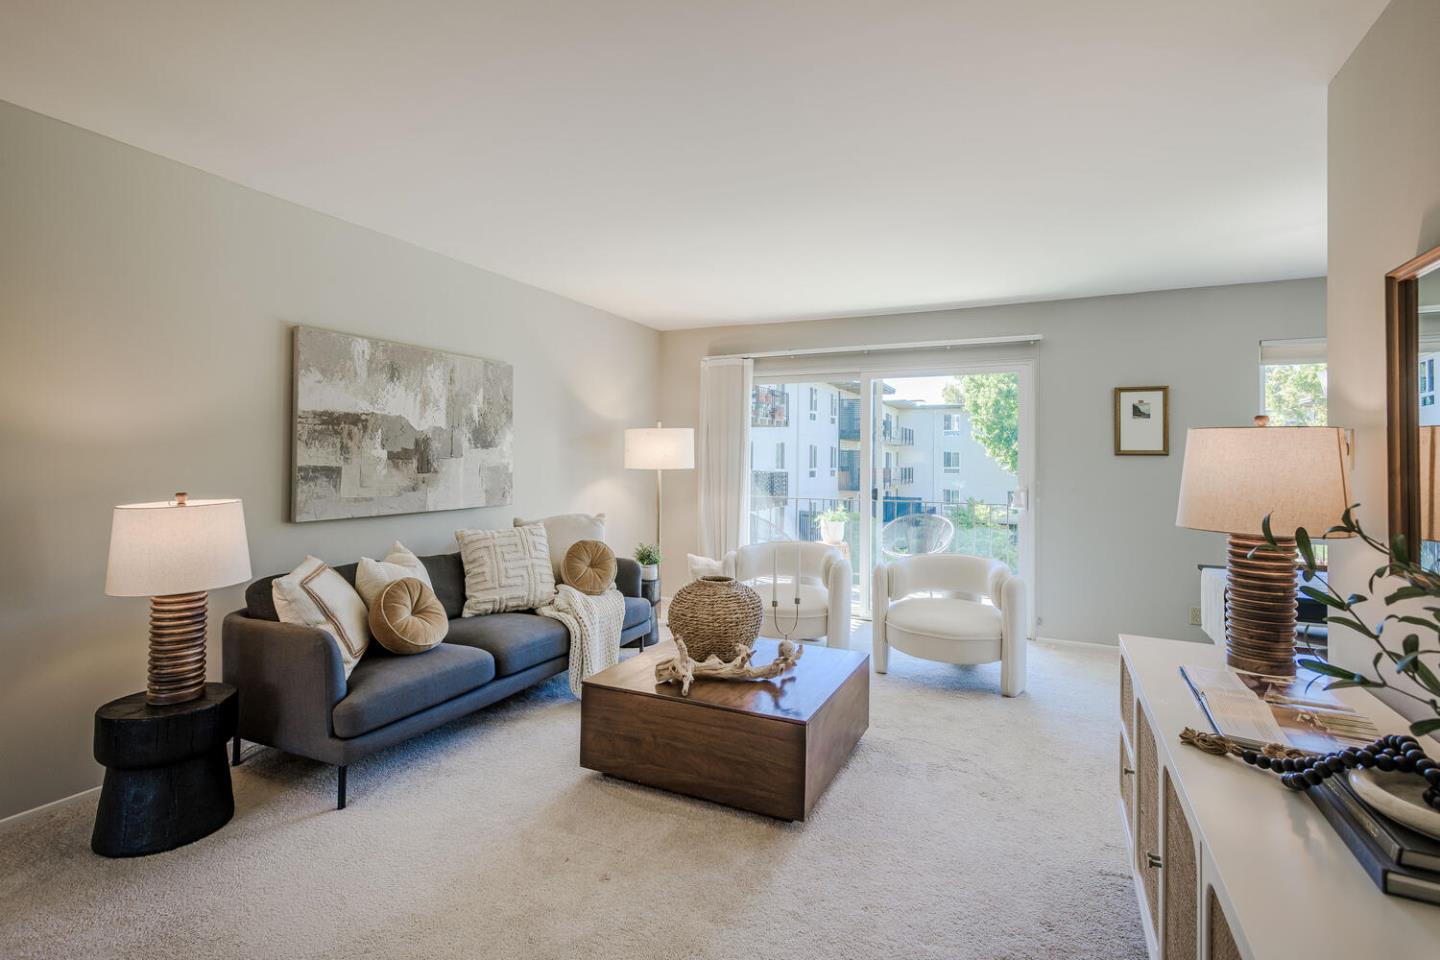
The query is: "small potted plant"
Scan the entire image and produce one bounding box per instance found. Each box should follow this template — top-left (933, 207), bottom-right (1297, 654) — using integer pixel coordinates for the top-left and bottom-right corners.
top-left (815, 507), bottom-right (850, 544)
top-left (634, 543), bottom-right (661, 581)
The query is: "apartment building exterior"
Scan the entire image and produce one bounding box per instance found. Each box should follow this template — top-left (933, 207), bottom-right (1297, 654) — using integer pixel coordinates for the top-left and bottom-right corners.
top-left (749, 380), bottom-right (1017, 542)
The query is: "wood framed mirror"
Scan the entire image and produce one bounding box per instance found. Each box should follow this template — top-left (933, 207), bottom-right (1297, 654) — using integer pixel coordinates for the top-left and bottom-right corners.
top-left (1386, 243), bottom-right (1440, 570)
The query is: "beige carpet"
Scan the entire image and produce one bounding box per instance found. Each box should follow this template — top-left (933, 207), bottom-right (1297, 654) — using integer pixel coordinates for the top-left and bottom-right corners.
top-left (1, 633), bottom-right (1145, 960)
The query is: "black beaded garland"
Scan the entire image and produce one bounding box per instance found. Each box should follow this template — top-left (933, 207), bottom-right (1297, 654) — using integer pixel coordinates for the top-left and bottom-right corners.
top-left (1230, 734), bottom-right (1440, 811)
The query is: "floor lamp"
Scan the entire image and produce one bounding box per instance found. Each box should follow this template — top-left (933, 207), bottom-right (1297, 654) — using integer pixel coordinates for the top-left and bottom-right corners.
top-left (1175, 426), bottom-right (1351, 676)
top-left (624, 423), bottom-right (695, 601)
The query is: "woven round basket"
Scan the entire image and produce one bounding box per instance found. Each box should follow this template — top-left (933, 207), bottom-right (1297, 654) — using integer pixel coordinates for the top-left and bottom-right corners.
top-left (667, 575), bottom-right (764, 662)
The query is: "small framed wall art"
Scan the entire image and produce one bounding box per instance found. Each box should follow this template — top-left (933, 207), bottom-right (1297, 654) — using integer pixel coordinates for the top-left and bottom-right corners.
top-left (1114, 386), bottom-right (1169, 456)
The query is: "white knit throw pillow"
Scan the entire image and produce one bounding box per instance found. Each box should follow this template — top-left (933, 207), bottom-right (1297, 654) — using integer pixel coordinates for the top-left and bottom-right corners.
top-left (457, 524), bottom-right (556, 616)
top-left (355, 541), bottom-right (434, 608)
top-left (272, 555), bottom-right (370, 677)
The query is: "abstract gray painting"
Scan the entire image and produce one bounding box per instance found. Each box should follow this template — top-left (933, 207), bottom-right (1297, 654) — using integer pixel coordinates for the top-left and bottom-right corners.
top-left (291, 326), bottom-right (513, 522)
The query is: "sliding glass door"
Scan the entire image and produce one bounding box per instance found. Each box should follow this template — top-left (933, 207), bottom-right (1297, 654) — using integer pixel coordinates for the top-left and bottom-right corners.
top-left (747, 359), bottom-right (1034, 621)
top-left (863, 368), bottom-right (1033, 616)
top-left (748, 377), bottom-right (864, 606)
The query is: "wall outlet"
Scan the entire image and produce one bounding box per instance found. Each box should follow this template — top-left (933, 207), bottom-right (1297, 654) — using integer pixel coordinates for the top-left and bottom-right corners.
top-left (1189, 606), bottom-right (1203, 626)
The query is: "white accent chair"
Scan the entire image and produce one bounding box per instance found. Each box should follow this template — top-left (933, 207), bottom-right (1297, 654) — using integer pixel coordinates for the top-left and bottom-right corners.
top-left (723, 542), bottom-right (852, 648)
top-left (872, 554), bottom-right (1028, 697)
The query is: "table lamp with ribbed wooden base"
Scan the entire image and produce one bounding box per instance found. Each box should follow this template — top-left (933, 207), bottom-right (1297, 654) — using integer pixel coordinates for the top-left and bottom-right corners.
top-left (1175, 426), bottom-right (1351, 677)
top-left (105, 494), bottom-right (252, 705)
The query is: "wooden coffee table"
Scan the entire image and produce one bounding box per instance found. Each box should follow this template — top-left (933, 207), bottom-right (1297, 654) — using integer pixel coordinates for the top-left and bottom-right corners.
top-left (580, 639), bottom-right (869, 821)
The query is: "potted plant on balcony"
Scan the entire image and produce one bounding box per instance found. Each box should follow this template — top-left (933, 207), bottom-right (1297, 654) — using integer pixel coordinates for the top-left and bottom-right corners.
top-left (815, 507), bottom-right (850, 545)
top-left (634, 543), bottom-right (661, 581)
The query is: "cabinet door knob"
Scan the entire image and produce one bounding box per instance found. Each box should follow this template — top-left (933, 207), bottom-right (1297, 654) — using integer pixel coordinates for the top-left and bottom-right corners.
top-left (1145, 852), bottom-right (1163, 870)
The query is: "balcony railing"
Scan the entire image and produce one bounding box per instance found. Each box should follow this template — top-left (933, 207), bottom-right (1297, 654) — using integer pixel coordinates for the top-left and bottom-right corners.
top-left (747, 495), bottom-right (1020, 603)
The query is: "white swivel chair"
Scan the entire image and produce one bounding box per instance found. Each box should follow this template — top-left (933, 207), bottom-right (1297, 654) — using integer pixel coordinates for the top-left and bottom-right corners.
top-left (723, 542), bottom-right (852, 648)
top-left (872, 554), bottom-right (1028, 697)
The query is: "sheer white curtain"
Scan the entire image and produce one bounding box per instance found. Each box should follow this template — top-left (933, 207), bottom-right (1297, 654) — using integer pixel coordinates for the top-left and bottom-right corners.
top-left (698, 357), bottom-right (752, 559)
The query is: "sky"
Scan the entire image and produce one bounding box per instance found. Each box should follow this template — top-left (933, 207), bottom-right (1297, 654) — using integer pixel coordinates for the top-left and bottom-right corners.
top-left (886, 375), bottom-right (958, 405)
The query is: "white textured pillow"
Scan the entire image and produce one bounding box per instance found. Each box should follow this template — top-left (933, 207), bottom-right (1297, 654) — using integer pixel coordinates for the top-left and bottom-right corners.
top-left (688, 553), bottom-right (724, 581)
top-left (272, 556), bottom-right (370, 677)
top-left (513, 513), bottom-right (605, 578)
top-left (457, 524), bottom-right (556, 616)
top-left (355, 541), bottom-right (434, 608)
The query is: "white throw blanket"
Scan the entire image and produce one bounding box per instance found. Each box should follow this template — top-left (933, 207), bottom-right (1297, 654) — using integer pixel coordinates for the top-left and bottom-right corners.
top-left (538, 585), bottom-right (626, 697)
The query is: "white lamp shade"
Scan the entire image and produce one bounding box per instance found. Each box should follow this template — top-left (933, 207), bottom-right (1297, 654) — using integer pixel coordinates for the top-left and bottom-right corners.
top-left (1175, 427), bottom-right (1352, 537)
top-left (105, 498), bottom-right (252, 597)
top-left (624, 427), bottom-right (695, 470)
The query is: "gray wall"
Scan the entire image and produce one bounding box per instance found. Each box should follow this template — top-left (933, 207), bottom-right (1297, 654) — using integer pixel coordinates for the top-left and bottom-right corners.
top-left (1326, 0), bottom-right (1440, 719)
top-left (0, 101), bottom-right (660, 820)
top-left (658, 279), bottom-right (1325, 646)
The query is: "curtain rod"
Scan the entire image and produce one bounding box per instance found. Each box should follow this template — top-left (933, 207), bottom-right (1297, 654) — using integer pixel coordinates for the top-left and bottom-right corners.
top-left (704, 334), bottom-right (1043, 362)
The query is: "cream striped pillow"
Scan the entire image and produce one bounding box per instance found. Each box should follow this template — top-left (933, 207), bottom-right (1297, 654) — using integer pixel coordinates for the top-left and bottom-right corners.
top-left (456, 524), bottom-right (556, 616)
top-left (272, 555), bottom-right (370, 677)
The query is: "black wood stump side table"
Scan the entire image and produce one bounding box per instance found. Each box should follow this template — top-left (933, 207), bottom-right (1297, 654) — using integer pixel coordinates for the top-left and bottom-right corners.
top-left (92, 682), bottom-right (237, 857)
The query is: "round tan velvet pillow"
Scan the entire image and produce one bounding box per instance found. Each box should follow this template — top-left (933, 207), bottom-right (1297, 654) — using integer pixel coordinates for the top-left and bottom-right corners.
top-left (561, 539), bottom-right (617, 596)
top-left (368, 577), bottom-right (448, 655)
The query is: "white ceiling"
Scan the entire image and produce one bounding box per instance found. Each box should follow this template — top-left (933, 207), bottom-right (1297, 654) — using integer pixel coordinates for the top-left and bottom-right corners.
top-left (0, 1), bottom-right (1385, 329)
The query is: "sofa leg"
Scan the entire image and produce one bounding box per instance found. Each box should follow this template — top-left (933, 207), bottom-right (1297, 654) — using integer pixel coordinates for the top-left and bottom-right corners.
top-left (231, 735), bottom-right (242, 766)
top-left (337, 765), bottom-right (347, 810)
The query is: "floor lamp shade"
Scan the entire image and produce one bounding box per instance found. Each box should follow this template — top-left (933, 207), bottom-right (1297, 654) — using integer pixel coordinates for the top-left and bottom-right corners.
top-left (105, 495), bottom-right (252, 705)
top-left (1175, 427), bottom-right (1351, 676)
top-left (624, 428), bottom-right (695, 471)
top-left (625, 426), bottom-right (694, 611)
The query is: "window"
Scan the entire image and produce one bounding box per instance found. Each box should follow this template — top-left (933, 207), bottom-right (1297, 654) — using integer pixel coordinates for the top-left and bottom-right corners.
top-left (943, 413), bottom-right (962, 435)
top-left (1423, 356), bottom-right (1437, 408)
top-left (943, 489), bottom-right (962, 504)
top-left (1260, 339), bottom-right (1327, 426)
top-left (830, 394), bottom-right (837, 423)
top-left (808, 444), bottom-right (817, 478)
top-left (775, 442), bottom-right (785, 469)
top-left (829, 445), bottom-right (837, 475)
top-left (899, 466), bottom-right (914, 484)
top-left (837, 449), bottom-right (859, 490)
top-left (943, 451), bottom-right (961, 473)
top-left (809, 387), bottom-right (818, 420)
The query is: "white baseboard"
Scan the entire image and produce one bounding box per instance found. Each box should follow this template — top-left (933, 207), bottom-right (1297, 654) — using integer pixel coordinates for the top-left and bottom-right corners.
top-left (0, 785), bottom-right (99, 834)
top-left (1033, 634), bottom-right (1118, 649)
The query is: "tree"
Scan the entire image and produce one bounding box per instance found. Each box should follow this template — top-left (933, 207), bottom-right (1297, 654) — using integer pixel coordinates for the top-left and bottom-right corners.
top-left (943, 374), bottom-right (1018, 474)
top-left (1263, 363), bottom-right (1327, 426)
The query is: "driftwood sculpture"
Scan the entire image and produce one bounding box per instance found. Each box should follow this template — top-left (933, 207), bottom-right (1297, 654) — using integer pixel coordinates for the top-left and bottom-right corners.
top-left (655, 635), bottom-right (803, 697)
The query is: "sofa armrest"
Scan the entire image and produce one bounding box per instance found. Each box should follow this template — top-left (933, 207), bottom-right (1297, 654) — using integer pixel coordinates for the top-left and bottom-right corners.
top-left (614, 557), bottom-right (642, 598)
top-left (222, 611), bottom-right (347, 761)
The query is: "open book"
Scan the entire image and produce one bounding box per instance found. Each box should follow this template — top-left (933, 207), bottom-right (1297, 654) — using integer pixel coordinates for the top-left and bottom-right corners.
top-left (1180, 664), bottom-right (1380, 753)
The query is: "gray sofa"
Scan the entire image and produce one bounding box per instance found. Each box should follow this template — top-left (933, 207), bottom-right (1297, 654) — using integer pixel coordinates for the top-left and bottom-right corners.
top-left (222, 552), bottom-right (656, 808)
